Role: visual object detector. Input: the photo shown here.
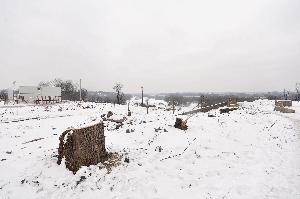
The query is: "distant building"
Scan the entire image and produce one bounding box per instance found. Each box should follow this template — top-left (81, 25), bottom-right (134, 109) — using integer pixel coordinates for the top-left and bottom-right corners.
top-left (18, 86), bottom-right (61, 104)
top-left (18, 86), bottom-right (39, 102)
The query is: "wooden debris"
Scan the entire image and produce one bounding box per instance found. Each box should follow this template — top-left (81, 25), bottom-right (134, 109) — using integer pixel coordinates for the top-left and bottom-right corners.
top-left (274, 100), bottom-right (295, 113)
top-left (220, 107), bottom-right (238, 114)
top-left (274, 106), bottom-right (295, 113)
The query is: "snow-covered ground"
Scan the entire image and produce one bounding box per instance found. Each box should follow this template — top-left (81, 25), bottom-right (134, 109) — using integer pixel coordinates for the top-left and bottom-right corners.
top-left (0, 99), bottom-right (300, 199)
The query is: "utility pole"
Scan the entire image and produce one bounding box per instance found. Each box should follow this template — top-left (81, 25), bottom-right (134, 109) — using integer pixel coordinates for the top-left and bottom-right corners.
top-left (146, 100), bottom-right (149, 114)
top-left (283, 89), bottom-right (287, 100)
top-left (141, 86), bottom-right (144, 106)
top-left (79, 79), bottom-right (82, 101)
top-left (12, 81), bottom-right (16, 101)
top-left (296, 83), bottom-right (300, 102)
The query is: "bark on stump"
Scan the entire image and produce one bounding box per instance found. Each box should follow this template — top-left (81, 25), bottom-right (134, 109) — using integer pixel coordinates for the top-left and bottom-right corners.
top-left (57, 122), bottom-right (107, 173)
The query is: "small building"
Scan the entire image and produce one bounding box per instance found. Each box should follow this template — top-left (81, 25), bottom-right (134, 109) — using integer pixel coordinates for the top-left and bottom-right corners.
top-left (18, 86), bottom-right (61, 104)
top-left (38, 86), bottom-right (62, 104)
top-left (18, 86), bottom-right (39, 102)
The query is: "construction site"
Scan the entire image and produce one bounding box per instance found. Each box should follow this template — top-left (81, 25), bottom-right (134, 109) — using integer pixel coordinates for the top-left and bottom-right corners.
top-left (0, 95), bottom-right (299, 199)
top-left (1, 0), bottom-right (300, 198)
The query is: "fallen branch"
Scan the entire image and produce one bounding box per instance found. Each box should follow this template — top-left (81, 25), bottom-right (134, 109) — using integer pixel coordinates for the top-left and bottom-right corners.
top-left (105, 117), bottom-right (127, 124)
top-left (22, 138), bottom-right (44, 144)
top-left (268, 121), bottom-right (277, 131)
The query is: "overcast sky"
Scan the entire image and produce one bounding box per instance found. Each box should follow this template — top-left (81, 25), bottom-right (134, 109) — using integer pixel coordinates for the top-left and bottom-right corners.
top-left (0, 0), bottom-right (299, 93)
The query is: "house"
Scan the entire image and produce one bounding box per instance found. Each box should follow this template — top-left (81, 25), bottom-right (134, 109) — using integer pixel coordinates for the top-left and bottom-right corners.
top-left (18, 86), bottom-right (61, 104)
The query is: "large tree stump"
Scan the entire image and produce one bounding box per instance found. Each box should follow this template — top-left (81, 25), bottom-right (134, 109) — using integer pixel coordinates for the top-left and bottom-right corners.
top-left (57, 122), bottom-right (107, 173)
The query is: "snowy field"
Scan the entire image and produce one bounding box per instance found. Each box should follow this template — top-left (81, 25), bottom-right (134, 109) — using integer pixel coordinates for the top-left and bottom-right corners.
top-left (0, 99), bottom-right (300, 199)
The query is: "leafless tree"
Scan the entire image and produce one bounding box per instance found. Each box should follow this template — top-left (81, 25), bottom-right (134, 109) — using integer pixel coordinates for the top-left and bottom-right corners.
top-left (113, 83), bottom-right (125, 105)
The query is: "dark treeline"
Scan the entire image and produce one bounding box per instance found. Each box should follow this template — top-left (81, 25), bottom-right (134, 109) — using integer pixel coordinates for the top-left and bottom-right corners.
top-left (86, 91), bottom-right (132, 104)
top-left (160, 91), bottom-right (300, 107)
top-left (1, 81), bottom-right (299, 105)
top-left (0, 89), bottom-right (7, 101)
top-left (162, 94), bottom-right (255, 107)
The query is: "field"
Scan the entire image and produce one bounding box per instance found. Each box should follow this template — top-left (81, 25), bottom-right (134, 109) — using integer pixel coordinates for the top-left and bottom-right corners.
top-left (0, 99), bottom-right (300, 199)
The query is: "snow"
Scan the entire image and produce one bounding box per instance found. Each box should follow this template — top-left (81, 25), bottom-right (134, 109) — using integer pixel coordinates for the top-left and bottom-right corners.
top-left (0, 99), bottom-right (300, 199)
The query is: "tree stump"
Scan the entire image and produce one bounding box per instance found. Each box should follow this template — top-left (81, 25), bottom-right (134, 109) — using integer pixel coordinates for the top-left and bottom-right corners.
top-left (107, 111), bottom-right (113, 118)
top-left (174, 118), bottom-right (188, 130)
top-left (57, 122), bottom-right (107, 173)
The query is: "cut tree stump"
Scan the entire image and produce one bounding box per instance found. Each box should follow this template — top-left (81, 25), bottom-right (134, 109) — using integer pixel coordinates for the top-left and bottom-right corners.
top-left (174, 118), bottom-right (188, 130)
top-left (107, 111), bottom-right (113, 118)
top-left (57, 122), bottom-right (107, 173)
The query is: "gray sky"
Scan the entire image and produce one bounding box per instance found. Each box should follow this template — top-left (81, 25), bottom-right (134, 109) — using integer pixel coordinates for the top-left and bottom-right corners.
top-left (0, 0), bottom-right (299, 93)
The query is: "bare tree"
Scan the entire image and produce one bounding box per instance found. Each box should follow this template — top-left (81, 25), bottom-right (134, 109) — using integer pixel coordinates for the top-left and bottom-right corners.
top-left (113, 83), bottom-right (125, 105)
top-left (0, 89), bottom-right (7, 101)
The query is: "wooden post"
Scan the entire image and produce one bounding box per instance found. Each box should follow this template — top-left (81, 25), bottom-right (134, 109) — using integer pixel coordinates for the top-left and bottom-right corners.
top-left (128, 101), bottom-right (131, 116)
top-left (147, 101), bottom-right (149, 114)
top-left (141, 86), bottom-right (144, 106)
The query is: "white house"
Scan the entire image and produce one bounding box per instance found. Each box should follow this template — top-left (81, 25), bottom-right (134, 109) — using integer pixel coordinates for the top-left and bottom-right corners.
top-left (18, 86), bottom-right (61, 103)
top-left (18, 86), bottom-right (39, 102)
